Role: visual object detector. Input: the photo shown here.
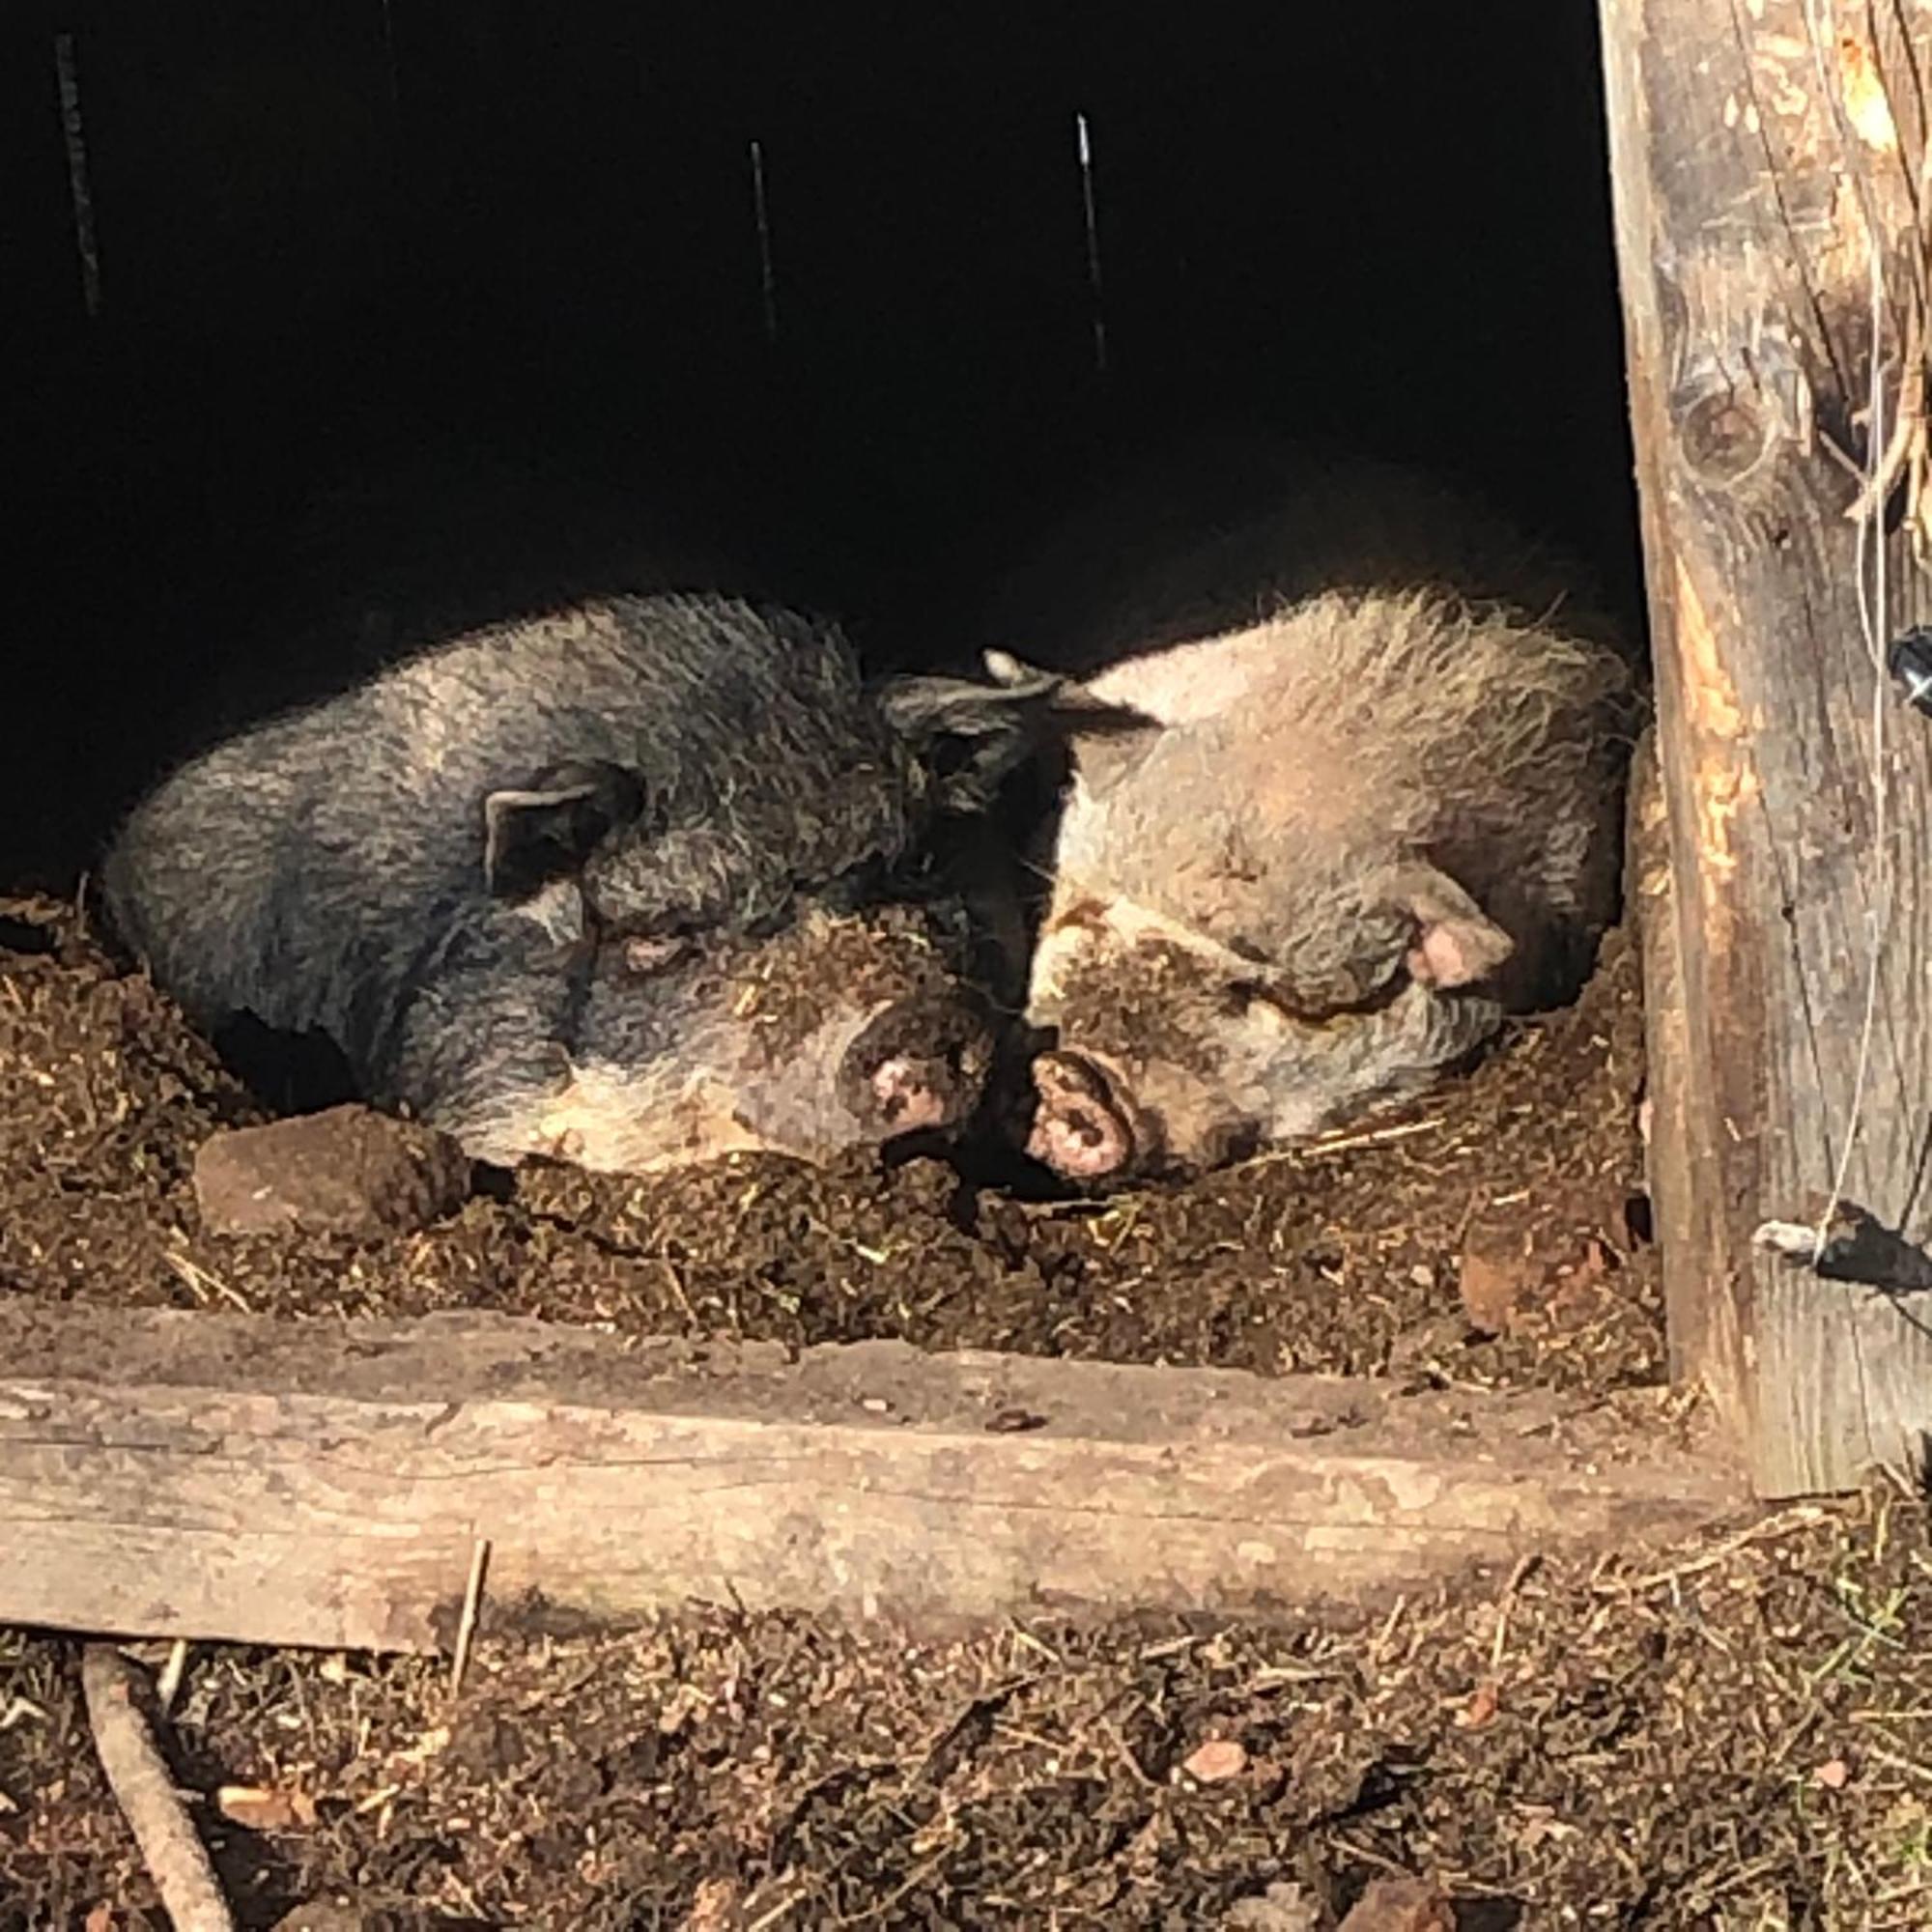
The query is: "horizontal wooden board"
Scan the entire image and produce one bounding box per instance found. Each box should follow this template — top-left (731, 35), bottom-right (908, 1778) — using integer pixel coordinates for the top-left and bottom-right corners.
top-left (0, 1301), bottom-right (1747, 1653)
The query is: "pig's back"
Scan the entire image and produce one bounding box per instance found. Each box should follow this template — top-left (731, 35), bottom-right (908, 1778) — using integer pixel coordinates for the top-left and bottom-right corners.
top-left (987, 443), bottom-right (1613, 680)
top-left (101, 592), bottom-right (877, 1054)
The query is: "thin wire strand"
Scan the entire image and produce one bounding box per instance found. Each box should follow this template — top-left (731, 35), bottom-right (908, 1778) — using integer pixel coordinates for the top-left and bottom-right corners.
top-left (53, 34), bottom-right (100, 318)
top-left (750, 139), bottom-right (779, 348)
top-left (1075, 112), bottom-right (1108, 377)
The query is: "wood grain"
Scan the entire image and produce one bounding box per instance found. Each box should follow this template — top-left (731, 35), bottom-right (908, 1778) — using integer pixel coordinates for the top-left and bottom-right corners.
top-left (0, 1301), bottom-right (1742, 1653)
top-left (1600, 0), bottom-right (1932, 1492)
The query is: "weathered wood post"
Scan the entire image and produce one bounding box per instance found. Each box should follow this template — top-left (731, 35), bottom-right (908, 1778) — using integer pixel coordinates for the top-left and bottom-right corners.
top-left (1600, 0), bottom-right (1932, 1493)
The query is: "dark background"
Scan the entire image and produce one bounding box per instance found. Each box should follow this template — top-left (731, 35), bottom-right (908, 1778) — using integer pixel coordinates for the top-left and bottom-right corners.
top-left (5, 0), bottom-right (1641, 889)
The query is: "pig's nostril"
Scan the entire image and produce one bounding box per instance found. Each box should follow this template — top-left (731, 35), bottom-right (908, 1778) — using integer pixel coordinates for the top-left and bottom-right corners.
top-left (1027, 1091), bottom-right (1132, 1179)
top-left (1028, 1049), bottom-right (1141, 1180)
top-left (838, 998), bottom-right (994, 1140)
top-left (869, 1053), bottom-right (954, 1134)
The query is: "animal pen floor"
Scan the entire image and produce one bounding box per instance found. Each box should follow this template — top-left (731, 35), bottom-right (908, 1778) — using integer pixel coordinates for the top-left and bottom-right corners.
top-left (0, 895), bottom-right (1658, 1387)
top-left (5, 892), bottom-right (1929, 1926)
top-left (4, 1496), bottom-right (1929, 1926)
top-left (18, 0), bottom-right (1926, 1915)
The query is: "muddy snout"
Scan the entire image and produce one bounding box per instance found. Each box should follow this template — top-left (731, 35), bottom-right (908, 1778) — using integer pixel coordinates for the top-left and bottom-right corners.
top-left (1027, 1047), bottom-right (1151, 1181)
top-left (836, 993), bottom-right (996, 1140)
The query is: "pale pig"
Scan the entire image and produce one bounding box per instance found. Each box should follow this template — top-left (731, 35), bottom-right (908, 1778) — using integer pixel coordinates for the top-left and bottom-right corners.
top-left (988, 446), bottom-right (1640, 1180)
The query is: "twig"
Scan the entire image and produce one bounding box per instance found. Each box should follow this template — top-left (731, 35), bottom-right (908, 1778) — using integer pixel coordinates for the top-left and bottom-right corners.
top-left (450, 1537), bottom-right (491, 1700)
top-left (1592, 1506), bottom-right (1825, 1594)
top-left (1864, 1740), bottom-right (1932, 1781)
top-left (1370, 1592), bottom-right (1409, 1663)
top-left (1250, 1115), bottom-right (1445, 1164)
top-left (155, 1638), bottom-right (189, 1716)
top-left (1101, 1718), bottom-right (1158, 1790)
top-left (81, 1644), bottom-right (235, 1932)
top-left (1843, 301), bottom-right (1924, 525)
top-left (162, 1248), bottom-right (249, 1316)
top-left (1491, 1553), bottom-right (1539, 1672)
top-left (1812, 20), bottom-right (1932, 1254)
top-left (743, 1885), bottom-right (811, 1932)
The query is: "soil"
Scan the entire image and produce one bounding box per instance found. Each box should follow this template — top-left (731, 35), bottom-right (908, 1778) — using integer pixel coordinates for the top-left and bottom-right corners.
top-left (0, 893), bottom-right (1660, 1390)
top-left (6, 1491), bottom-right (1930, 1928)
top-left (1, 882), bottom-right (1702, 1928)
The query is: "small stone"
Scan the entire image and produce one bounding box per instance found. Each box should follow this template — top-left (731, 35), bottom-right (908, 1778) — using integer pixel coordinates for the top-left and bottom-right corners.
top-left (1224, 1883), bottom-right (1321, 1931)
top-left (1814, 1756), bottom-right (1852, 1789)
top-left (1338, 1875), bottom-right (1456, 1932)
top-left (1182, 1737), bottom-right (1248, 1782)
top-left (269, 1909), bottom-right (373, 1932)
top-left (194, 1105), bottom-right (470, 1238)
top-left (1457, 1213), bottom-right (1541, 1336)
top-left (217, 1782), bottom-right (318, 1832)
top-left (1455, 1679), bottom-right (1500, 1729)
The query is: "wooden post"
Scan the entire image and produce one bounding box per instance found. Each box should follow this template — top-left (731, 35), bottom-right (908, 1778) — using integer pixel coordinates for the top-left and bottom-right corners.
top-left (1600, 0), bottom-right (1932, 1493)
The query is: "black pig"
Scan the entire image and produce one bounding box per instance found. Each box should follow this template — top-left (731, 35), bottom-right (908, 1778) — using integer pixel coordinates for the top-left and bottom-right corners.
top-left (102, 589), bottom-right (1074, 1173)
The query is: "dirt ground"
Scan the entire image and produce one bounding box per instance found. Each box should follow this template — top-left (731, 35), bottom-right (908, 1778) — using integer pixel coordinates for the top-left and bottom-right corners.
top-left (4, 1490), bottom-right (1930, 1929)
top-left (1, 884), bottom-right (1704, 1929)
top-left (0, 893), bottom-right (1660, 1389)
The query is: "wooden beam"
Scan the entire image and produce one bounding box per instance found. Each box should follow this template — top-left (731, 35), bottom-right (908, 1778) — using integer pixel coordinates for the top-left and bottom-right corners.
top-left (0, 1302), bottom-right (1742, 1654)
top-left (1628, 725), bottom-right (1728, 1406)
top-left (1599, 0), bottom-right (1932, 1492)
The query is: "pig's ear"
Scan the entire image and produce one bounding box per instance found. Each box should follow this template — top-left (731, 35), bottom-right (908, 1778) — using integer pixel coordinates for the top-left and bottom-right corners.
top-left (874, 668), bottom-right (1150, 813)
top-left (980, 648), bottom-right (1063, 695)
top-left (979, 651), bottom-right (1170, 799)
top-left (1391, 864), bottom-right (1515, 989)
top-left (483, 759), bottom-right (648, 899)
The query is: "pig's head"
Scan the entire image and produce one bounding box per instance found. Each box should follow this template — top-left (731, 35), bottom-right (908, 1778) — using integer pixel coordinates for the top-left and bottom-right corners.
top-left (495, 900), bottom-right (999, 1174)
top-left (1022, 861), bottom-right (1517, 1184)
top-left (477, 657), bottom-right (1135, 936)
top-left (466, 665), bottom-right (1142, 1175)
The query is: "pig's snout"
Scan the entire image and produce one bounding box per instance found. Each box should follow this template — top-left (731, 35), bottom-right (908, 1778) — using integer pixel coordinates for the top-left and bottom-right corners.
top-left (1028, 1048), bottom-right (1147, 1180)
top-left (837, 994), bottom-right (994, 1140)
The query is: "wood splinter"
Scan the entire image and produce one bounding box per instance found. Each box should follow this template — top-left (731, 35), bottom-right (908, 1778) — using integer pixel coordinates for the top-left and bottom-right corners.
top-left (449, 1536), bottom-right (491, 1702)
top-left (81, 1642), bottom-right (236, 1932)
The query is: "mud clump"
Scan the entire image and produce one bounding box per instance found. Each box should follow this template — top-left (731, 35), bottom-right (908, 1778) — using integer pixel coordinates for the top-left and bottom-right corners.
top-left (193, 1105), bottom-right (471, 1239)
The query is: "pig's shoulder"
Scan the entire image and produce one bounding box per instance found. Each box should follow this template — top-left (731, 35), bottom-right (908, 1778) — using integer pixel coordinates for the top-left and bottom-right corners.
top-left (1081, 624), bottom-right (1293, 725)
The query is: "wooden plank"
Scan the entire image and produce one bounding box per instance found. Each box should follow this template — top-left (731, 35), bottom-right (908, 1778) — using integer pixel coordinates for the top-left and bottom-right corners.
top-left (1598, 0), bottom-right (1932, 1493)
top-left (1627, 722), bottom-right (1733, 1421)
top-left (0, 1302), bottom-right (1742, 1655)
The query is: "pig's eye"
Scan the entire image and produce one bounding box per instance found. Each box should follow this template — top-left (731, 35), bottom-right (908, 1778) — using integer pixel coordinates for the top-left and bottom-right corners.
top-left (619, 933), bottom-right (693, 976)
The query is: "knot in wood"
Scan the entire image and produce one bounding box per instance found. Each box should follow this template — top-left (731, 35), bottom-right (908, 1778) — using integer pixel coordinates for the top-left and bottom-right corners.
top-left (1679, 388), bottom-right (1772, 484)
